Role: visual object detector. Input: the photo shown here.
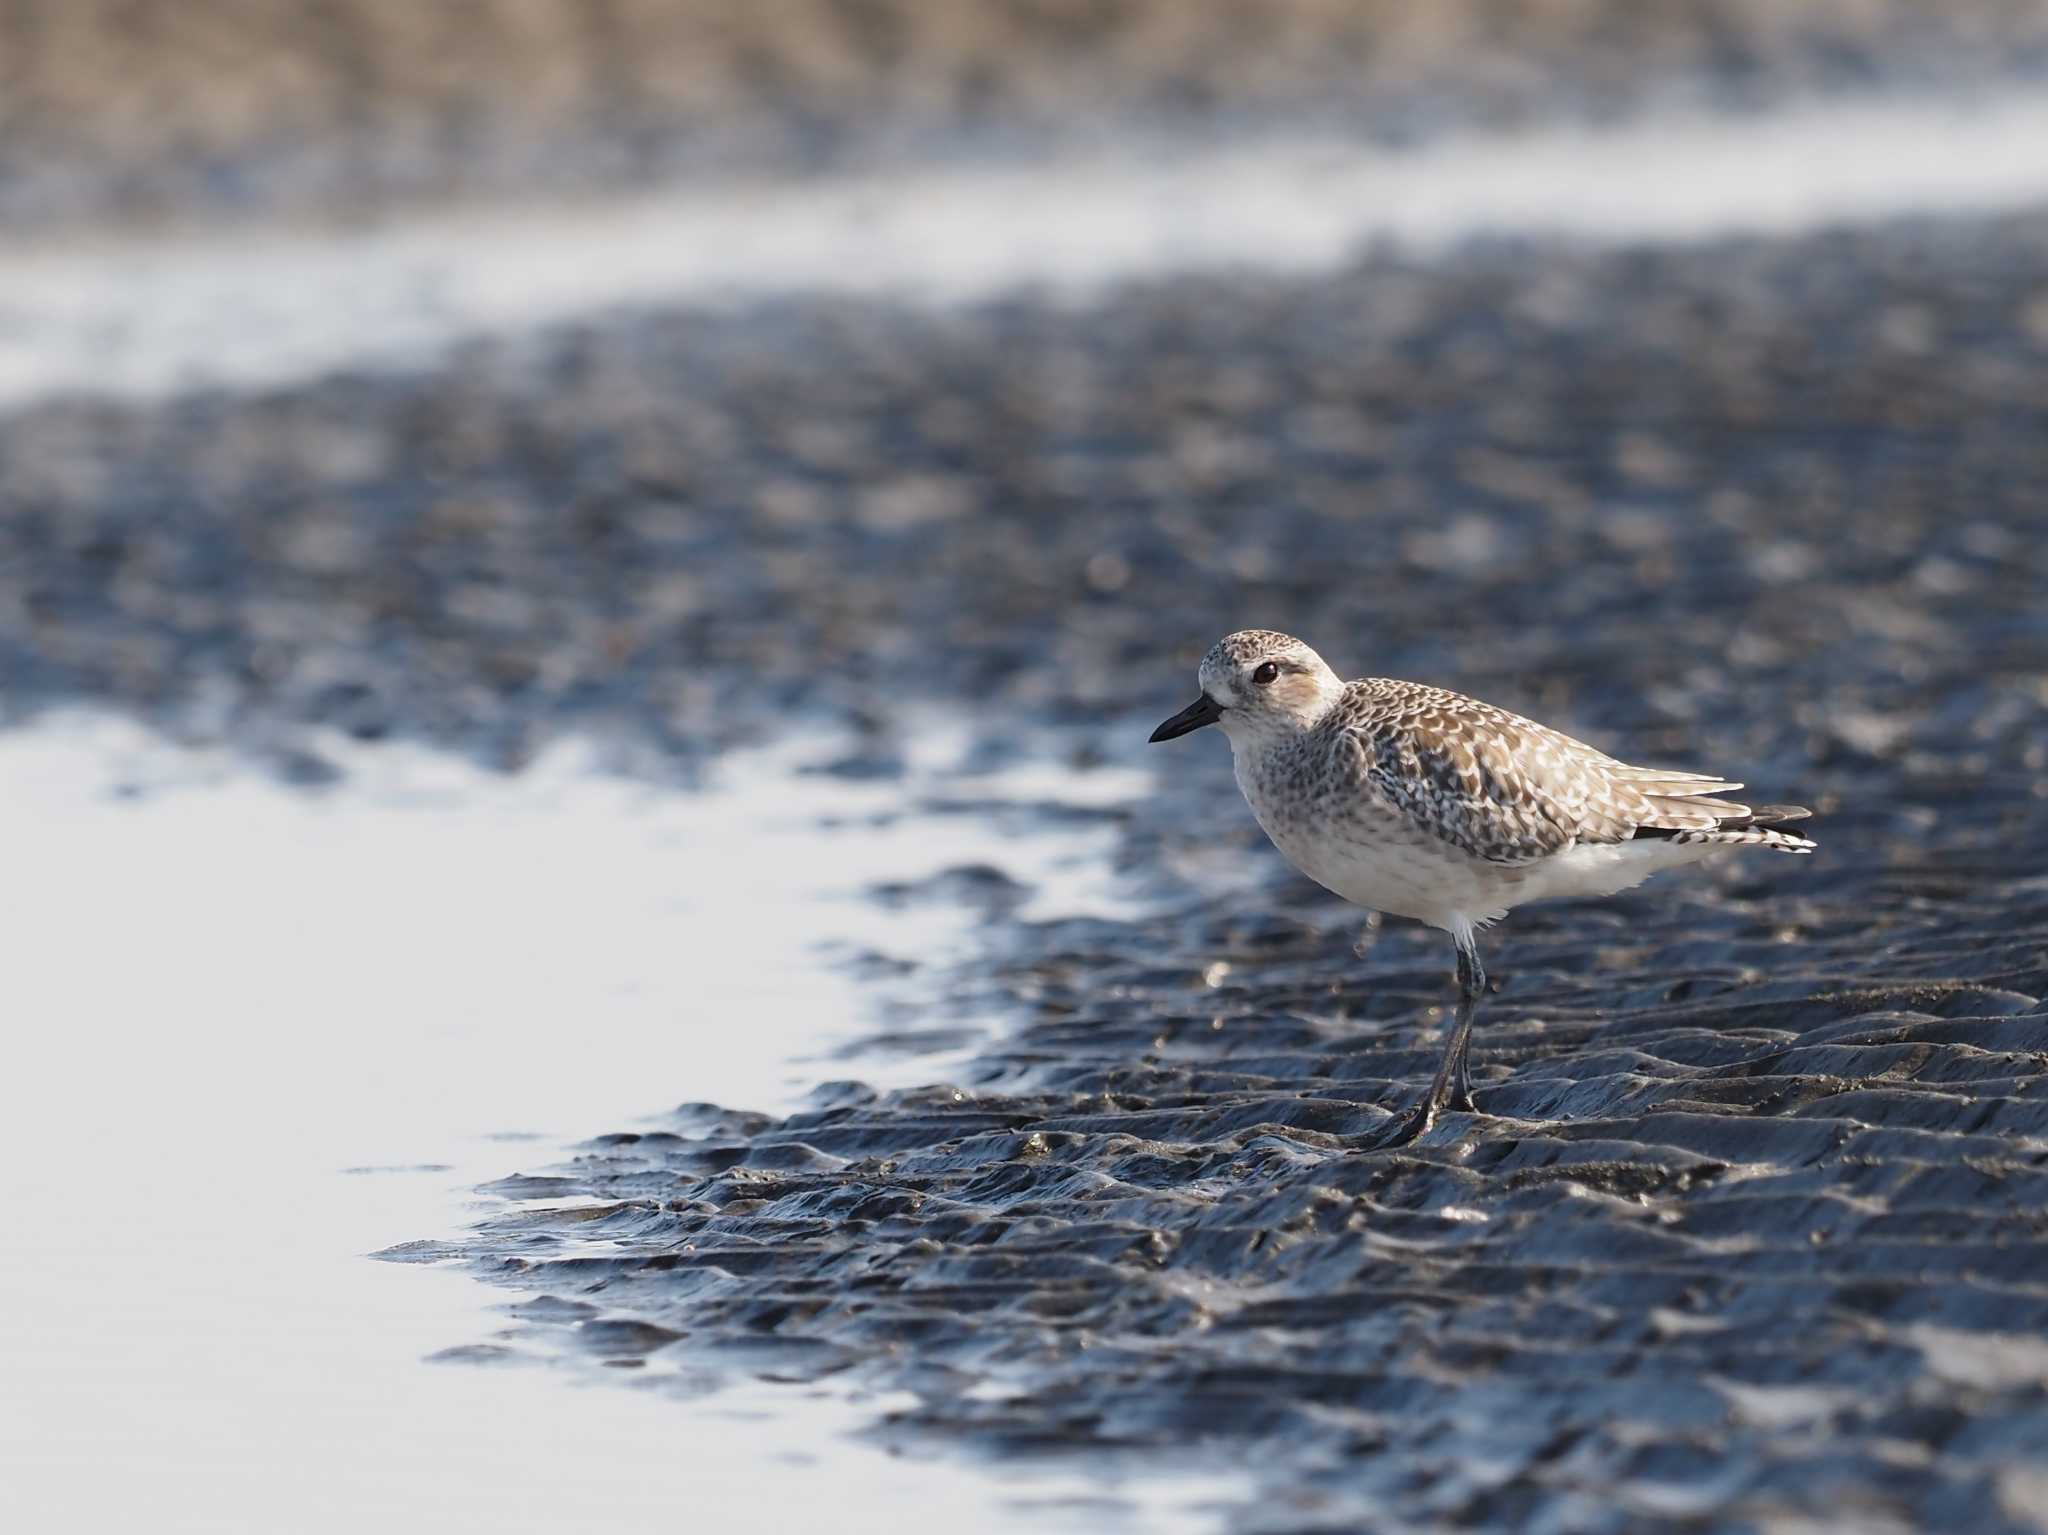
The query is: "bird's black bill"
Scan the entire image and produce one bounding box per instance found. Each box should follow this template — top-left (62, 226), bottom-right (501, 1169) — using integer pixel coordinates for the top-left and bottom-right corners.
top-left (1149, 694), bottom-right (1223, 742)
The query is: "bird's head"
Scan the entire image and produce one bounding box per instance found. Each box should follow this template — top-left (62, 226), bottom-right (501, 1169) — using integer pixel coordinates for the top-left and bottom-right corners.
top-left (1149, 629), bottom-right (1343, 746)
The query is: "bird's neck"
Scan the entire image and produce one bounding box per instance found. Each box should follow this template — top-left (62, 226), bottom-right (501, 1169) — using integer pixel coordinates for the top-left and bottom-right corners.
top-left (1221, 712), bottom-right (1315, 764)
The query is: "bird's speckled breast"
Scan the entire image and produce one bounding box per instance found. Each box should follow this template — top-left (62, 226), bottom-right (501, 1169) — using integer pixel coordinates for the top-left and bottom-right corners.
top-left (1233, 729), bottom-right (1508, 925)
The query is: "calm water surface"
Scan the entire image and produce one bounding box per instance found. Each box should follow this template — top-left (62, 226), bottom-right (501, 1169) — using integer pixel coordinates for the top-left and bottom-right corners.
top-left (0, 714), bottom-right (1231, 1532)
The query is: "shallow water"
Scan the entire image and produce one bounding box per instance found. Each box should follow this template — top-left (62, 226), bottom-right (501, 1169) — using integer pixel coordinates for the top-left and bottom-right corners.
top-left (5, 90), bottom-right (2048, 406)
top-left (0, 713), bottom-right (1243, 1532)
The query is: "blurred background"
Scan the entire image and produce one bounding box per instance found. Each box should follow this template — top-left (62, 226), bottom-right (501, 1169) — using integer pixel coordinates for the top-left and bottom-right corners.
top-left (3, 4), bottom-right (2048, 1533)
top-left (8, 0), bottom-right (2048, 232)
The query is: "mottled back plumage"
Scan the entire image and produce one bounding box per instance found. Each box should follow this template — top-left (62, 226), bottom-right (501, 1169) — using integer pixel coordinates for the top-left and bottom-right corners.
top-left (1326, 678), bottom-right (1814, 864)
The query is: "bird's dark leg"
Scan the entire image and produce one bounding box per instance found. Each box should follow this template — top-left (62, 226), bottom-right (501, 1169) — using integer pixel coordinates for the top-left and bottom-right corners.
top-left (1430, 936), bottom-right (1485, 1117)
top-left (1365, 930), bottom-right (1486, 1148)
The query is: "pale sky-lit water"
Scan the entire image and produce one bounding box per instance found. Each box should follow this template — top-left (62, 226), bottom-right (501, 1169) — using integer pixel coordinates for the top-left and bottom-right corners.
top-left (2, 90), bottom-right (2047, 406)
top-left (0, 714), bottom-right (1239, 1533)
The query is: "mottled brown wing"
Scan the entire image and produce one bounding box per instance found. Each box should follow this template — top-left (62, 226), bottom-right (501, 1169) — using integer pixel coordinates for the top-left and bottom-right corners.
top-left (1338, 682), bottom-right (1693, 863)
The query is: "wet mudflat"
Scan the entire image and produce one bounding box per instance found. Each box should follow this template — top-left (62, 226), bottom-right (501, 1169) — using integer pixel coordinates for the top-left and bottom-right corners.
top-left (8, 196), bottom-right (2048, 1527)
top-left (402, 673), bottom-right (2048, 1528)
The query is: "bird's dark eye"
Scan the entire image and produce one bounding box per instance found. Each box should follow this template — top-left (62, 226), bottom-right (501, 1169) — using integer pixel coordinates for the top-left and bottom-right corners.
top-left (1252, 661), bottom-right (1280, 686)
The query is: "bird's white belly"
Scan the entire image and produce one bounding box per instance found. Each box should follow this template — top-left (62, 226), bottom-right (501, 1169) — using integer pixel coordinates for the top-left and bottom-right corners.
top-left (1253, 801), bottom-right (1723, 931)
top-left (1255, 804), bottom-right (1494, 927)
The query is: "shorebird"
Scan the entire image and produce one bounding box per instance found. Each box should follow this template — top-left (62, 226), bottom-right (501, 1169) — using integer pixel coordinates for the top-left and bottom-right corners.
top-left (1149, 629), bottom-right (1814, 1145)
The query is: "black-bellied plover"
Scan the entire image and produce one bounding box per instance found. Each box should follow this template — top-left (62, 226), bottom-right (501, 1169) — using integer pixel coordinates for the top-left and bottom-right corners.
top-left (1150, 629), bottom-right (1815, 1145)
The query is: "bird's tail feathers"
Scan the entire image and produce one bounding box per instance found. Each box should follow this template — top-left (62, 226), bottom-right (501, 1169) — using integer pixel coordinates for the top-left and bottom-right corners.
top-left (1632, 800), bottom-right (1816, 853)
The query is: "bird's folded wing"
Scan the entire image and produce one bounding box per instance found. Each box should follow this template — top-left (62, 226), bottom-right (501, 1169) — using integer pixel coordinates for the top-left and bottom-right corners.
top-left (1339, 685), bottom-right (1746, 863)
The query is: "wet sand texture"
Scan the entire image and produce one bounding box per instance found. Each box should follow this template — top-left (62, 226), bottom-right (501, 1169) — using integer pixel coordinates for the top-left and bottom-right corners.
top-left (4, 215), bottom-right (2046, 774)
top-left (7, 0), bottom-right (2048, 229)
top-left (219, 216), bottom-right (2048, 1528)
top-left (435, 977), bottom-right (2048, 1530)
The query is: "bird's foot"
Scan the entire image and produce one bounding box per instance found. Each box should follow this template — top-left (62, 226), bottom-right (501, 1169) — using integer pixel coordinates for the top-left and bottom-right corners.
top-left (1362, 1101), bottom-right (1440, 1150)
top-left (1361, 1091), bottom-right (1485, 1150)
